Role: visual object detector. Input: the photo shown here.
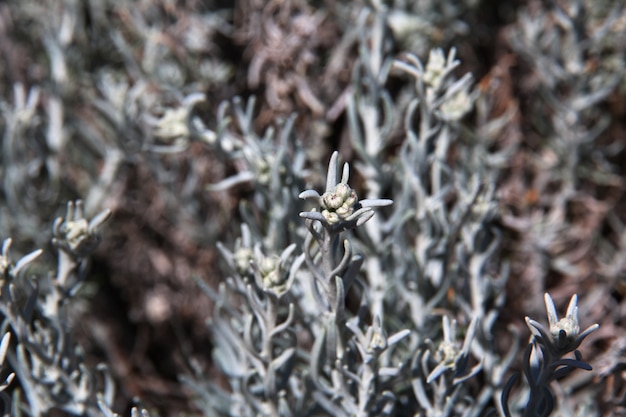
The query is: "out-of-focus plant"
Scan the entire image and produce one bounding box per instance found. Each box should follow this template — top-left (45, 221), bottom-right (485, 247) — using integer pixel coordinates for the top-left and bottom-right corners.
top-left (0, 200), bottom-right (118, 416)
top-left (0, 0), bottom-right (621, 415)
top-left (503, 0), bottom-right (625, 300)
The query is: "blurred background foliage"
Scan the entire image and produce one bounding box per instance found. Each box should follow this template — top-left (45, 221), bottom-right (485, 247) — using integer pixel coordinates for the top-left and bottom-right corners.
top-left (0, 0), bottom-right (625, 415)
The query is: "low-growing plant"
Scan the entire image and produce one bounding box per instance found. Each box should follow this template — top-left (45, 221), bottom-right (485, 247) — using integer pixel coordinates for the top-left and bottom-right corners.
top-left (1, 1), bottom-right (623, 416)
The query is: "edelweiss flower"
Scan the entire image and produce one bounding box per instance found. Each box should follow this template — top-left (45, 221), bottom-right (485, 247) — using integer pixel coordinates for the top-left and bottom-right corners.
top-left (52, 200), bottom-right (111, 258)
top-left (525, 293), bottom-right (599, 356)
top-left (299, 151), bottom-right (392, 230)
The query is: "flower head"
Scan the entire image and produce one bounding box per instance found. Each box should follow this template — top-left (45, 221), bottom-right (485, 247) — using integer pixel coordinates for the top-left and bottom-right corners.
top-left (426, 316), bottom-right (481, 384)
top-left (250, 243), bottom-right (303, 298)
top-left (346, 315), bottom-right (410, 363)
top-left (52, 200), bottom-right (111, 258)
top-left (525, 293), bottom-right (599, 356)
top-left (439, 88), bottom-right (473, 121)
top-left (423, 49), bottom-right (448, 89)
top-left (299, 151), bottom-right (392, 230)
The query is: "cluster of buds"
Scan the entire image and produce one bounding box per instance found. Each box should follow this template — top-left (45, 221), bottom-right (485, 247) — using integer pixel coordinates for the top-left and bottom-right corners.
top-left (252, 155), bottom-right (273, 186)
top-left (218, 226), bottom-right (303, 299)
top-left (394, 48), bottom-right (475, 122)
top-left (439, 88), bottom-right (474, 121)
top-left (525, 293), bottom-right (599, 357)
top-left (257, 254), bottom-right (285, 293)
top-left (217, 224), bottom-right (255, 277)
top-left (320, 182), bottom-right (359, 225)
top-left (250, 244), bottom-right (302, 298)
top-left (299, 151), bottom-right (392, 230)
top-left (233, 246), bottom-right (254, 276)
top-left (423, 49), bottom-right (449, 90)
top-left (347, 316), bottom-right (410, 362)
top-left (52, 200), bottom-right (111, 258)
top-left (425, 316), bottom-right (481, 384)
top-left (148, 92), bottom-right (208, 151)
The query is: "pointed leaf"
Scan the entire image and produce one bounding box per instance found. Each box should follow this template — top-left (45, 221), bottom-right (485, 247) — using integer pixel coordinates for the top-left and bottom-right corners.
top-left (13, 249), bottom-right (43, 275)
top-left (325, 151), bottom-right (339, 192)
top-left (88, 209), bottom-right (112, 233)
top-left (388, 329), bottom-right (411, 346)
top-left (544, 293), bottom-right (559, 327)
top-left (0, 333), bottom-right (10, 364)
top-left (298, 190), bottom-right (322, 200)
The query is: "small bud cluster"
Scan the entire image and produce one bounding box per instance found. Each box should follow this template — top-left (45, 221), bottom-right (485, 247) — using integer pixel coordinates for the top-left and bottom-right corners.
top-left (320, 183), bottom-right (359, 225)
top-left (257, 253), bottom-right (288, 295)
top-left (439, 89), bottom-right (473, 121)
top-left (52, 201), bottom-right (111, 258)
top-left (416, 316), bottom-right (481, 387)
top-left (299, 152), bottom-right (392, 230)
top-left (423, 49), bottom-right (447, 89)
top-left (526, 293), bottom-right (599, 357)
top-left (233, 246), bottom-right (254, 276)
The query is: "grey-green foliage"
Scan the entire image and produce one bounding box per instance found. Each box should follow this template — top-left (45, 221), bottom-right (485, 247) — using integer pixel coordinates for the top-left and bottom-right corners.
top-left (504, 0), bottom-right (626, 297)
top-left (0, 200), bottom-right (154, 417)
top-left (0, 201), bottom-right (108, 415)
top-left (0, 0), bottom-right (612, 416)
top-left (0, 0), bottom-right (233, 252)
top-left (182, 5), bottom-right (601, 417)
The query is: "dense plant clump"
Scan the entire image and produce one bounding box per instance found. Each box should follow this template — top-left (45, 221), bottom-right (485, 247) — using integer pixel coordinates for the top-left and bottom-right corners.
top-left (0, 0), bottom-right (624, 416)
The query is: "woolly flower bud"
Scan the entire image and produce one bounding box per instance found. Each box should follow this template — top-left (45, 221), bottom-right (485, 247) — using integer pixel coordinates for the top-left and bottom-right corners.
top-left (64, 219), bottom-right (90, 252)
top-left (154, 107), bottom-right (189, 140)
top-left (53, 200), bottom-right (111, 258)
top-left (550, 316), bottom-right (580, 344)
top-left (335, 203), bottom-right (352, 218)
top-left (423, 49), bottom-right (447, 89)
top-left (526, 293), bottom-right (599, 356)
top-left (259, 255), bottom-right (279, 278)
top-left (256, 252), bottom-right (293, 297)
top-left (439, 89), bottom-right (473, 121)
top-left (322, 210), bottom-right (340, 225)
top-left (322, 183), bottom-right (355, 210)
top-left (263, 270), bottom-right (285, 293)
top-left (299, 151), bottom-right (392, 229)
top-left (322, 192), bottom-right (344, 210)
top-left (233, 247), bottom-right (254, 275)
top-left (437, 340), bottom-right (459, 366)
top-left (367, 327), bottom-right (388, 354)
top-left (321, 183), bottom-right (358, 224)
